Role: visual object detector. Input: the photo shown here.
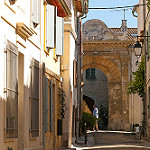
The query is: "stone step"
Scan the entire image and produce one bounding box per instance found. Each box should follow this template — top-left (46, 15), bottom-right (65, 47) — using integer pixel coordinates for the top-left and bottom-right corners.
top-left (59, 148), bottom-right (76, 150)
top-left (88, 147), bottom-right (150, 150)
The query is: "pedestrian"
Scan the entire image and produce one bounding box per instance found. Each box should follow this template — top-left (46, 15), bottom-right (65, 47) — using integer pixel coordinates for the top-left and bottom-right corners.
top-left (93, 104), bottom-right (99, 131)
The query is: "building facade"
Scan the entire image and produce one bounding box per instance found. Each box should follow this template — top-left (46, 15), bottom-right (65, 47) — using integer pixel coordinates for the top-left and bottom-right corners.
top-left (0, 0), bottom-right (88, 150)
top-left (82, 19), bottom-right (138, 131)
top-left (135, 0), bottom-right (150, 138)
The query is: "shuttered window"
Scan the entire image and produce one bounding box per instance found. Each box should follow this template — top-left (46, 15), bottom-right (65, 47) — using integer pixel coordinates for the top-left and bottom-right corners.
top-left (6, 40), bottom-right (18, 138)
top-left (32, 0), bottom-right (40, 25)
top-left (30, 58), bottom-right (39, 137)
top-left (56, 16), bottom-right (64, 56)
top-left (148, 25), bottom-right (150, 59)
top-left (46, 4), bottom-right (56, 49)
top-left (86, 68), bottom-right (96, 79)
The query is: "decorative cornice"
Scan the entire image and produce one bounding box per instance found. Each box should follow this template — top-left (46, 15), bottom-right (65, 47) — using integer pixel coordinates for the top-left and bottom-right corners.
top-left (83, 41), bottom-right (132, 45)
top-left (59, 0), bottom-right (72, 17)
top-left (45, 67), bottom-right (62, 82)
top-left (47, 0), bottom-right (71, 17)
top-left (16, 22), bottom-right (35, 41)
top-left (64, 23), bottom-right (77, 41)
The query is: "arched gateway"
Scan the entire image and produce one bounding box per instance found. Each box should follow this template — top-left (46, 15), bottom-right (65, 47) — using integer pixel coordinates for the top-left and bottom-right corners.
top-left (82, 19), bottom-right (137, 131)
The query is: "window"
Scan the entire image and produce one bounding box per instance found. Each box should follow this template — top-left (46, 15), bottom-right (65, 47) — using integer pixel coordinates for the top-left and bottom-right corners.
top-left (30, 58), bottom-right (39, 137)
top-left (86, 68), bottom-right (96, 79)
top-left (6, 40), bottom-right (18, 138)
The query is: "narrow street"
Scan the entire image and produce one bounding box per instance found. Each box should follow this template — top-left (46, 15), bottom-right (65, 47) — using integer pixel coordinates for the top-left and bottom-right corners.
top-left (72, 131), bottom-right (150, 150)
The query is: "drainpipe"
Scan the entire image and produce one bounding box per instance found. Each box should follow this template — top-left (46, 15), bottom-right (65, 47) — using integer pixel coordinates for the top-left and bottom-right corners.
top-left (76, 12), bottom-right (87, 140)
top-left (42, 2), bottom-right (47, 150)
top-left (44, 1), bottom-right (49, 56)
top-left (143, 0), bottom-right (147, 137)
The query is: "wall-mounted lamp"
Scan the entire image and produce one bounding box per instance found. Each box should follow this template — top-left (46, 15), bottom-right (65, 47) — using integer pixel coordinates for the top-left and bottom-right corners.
top-left (134, 40), bottom-right (142, 65)
top-left (134, 41), bottom-right (142, 57)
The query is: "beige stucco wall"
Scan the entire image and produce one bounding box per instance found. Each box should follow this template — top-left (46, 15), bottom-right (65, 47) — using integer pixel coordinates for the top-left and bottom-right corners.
top-left (61, 27), bottom-right (72, 147)
top-left (0, 0), bottom-right (63, 150)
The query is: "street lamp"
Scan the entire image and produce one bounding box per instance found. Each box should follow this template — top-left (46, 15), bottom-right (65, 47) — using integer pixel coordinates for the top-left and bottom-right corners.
top-left (133, 40), bottom-right (142, 65)
top-left (134, 41), bottom-right (142, 57)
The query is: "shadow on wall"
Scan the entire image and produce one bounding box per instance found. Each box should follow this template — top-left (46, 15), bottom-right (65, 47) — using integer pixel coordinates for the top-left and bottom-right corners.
top-left (98, 105), bottom-right (108, 130)
top-left (83, 95), bottom-right (94, 114)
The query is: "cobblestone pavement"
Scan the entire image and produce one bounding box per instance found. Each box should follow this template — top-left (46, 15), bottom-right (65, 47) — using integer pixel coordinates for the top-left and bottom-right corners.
top-left (71, 130), bottom-right (150, 150)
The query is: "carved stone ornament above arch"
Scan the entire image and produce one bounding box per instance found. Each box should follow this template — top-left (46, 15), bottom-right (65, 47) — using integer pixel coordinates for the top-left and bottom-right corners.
top-left (83, 19), bottom-right (115, 41)
top-left (9, 0), bottom-right (17, 5)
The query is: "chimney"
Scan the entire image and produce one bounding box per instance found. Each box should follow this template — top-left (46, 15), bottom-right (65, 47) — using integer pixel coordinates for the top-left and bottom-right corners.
top-left (121, 20), bottom-right (127, 33)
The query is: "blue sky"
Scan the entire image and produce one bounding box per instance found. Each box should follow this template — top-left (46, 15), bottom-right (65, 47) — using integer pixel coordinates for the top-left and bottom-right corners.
top-left (83, 0), bottom-right (139, 28)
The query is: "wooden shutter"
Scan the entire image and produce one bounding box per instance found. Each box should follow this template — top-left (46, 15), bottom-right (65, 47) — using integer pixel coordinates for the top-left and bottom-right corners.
top-left (46, 4), bottom-right (55, 48)
top-left (6, 40), bottom-right (18, 138)
top-left (31, 59), bottom-right (39, 137)
top-left (49, 80), bottom-right (53, 131)
top-left (73, 60), bottom-right (77, 87)
top-left (149, 87), bottom-right (150, 118)
top-left (148, 25), bottom-right (150, 59)
top-left (56, 16), bottom-right (64, 56)
top-left (32, 0), bottom-right (40, 24)
top-left (44, 77), bottom-right (48, 131)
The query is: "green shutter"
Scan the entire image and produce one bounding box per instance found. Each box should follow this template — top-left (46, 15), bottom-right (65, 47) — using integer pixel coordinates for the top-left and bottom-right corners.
top-left (86, 68), bottom-right (96, 78)
top-left (86, 69), bottom-right (90, 78)
top-left (91, 68), bottom-right (95, 78)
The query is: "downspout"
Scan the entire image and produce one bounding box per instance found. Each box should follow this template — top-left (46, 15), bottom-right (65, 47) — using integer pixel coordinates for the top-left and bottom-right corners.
top-left (43, 2), bottom-right (46, 150)
top-left (143, 0), bottom-right (147, 137)
top-left (76, 12), bottom-right (87, 139)
top-left (44, 1), bottom-right (50, 56)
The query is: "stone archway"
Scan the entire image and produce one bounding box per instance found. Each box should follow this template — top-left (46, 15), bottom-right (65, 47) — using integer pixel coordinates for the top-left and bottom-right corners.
top-left (82, 19), bottom-right (137, 131)
top-left (82, 57), bottom-right (125, 130)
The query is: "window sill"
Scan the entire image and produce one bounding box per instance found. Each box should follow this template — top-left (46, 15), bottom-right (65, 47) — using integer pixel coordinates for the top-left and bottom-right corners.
top-left (4, 129), bottom-right (18, 142)
top-left (29, 133), bottom-right (39, 140)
